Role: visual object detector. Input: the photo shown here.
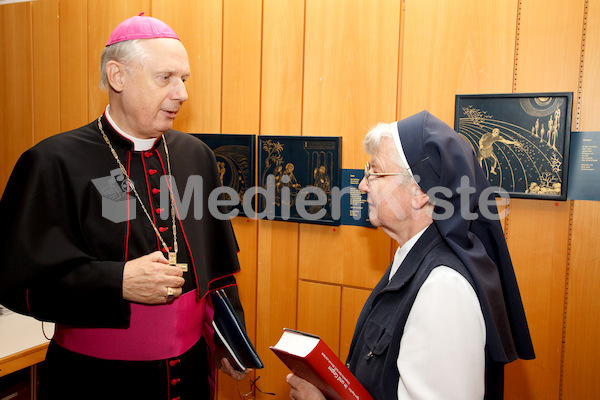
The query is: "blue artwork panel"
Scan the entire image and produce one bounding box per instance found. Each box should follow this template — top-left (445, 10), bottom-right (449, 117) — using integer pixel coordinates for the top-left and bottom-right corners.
top-left (455, 93), bottom-right (572, 200)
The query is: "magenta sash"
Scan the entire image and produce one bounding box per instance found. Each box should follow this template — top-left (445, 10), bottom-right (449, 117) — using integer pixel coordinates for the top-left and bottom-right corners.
top-left (54, 289), bottom-right (206, 361)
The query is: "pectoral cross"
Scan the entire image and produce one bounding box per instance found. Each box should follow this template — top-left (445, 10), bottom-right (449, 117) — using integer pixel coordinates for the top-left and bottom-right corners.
top-left (168, 252), bottom-right (188, 272)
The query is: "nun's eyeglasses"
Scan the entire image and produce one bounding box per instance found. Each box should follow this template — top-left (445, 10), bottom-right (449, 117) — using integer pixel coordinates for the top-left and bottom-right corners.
top-left (363, 161), bottom-right (403, 183)
top-left (363, 157), bottom-right (429, 186)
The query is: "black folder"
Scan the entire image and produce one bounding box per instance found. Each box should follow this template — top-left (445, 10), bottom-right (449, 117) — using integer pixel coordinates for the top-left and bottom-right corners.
top-left (210, 289), bottom-right (264, 371)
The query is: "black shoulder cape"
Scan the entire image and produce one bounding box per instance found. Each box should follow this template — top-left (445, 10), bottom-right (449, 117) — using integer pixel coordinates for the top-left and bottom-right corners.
top-left (0, 115), bottom-right (240, 327)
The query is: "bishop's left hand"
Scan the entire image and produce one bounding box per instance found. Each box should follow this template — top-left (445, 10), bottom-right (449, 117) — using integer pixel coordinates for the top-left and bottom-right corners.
top-left (122, 251), bottom-right (184, 304)
top-left (220, 357), bottom-right (251, 381)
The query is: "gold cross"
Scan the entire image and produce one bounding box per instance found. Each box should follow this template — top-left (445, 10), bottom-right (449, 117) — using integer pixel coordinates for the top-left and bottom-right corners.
top-left (168, 252), bottom-right (188, 272)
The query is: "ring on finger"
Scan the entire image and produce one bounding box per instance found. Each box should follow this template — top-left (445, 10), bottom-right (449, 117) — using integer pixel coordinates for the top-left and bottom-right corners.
top-left (166, 287), bottom-right (174, 302)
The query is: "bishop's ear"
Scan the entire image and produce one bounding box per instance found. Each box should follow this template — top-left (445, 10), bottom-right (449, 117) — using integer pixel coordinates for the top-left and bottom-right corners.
top-left (105, 61), bottom-right (125, 93)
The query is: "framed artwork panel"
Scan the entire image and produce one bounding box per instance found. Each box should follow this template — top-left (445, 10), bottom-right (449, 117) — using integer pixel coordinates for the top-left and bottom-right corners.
top-left (258, 136), bottom-right (342, 225)
top-left (455, 92), bottom-right (573, 200)
top-left (192, 133), bottom-right (255, 216)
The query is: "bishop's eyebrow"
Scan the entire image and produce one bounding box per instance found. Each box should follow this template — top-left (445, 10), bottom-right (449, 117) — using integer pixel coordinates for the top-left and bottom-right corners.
top-left (157, 69), bottom-right (186, 76)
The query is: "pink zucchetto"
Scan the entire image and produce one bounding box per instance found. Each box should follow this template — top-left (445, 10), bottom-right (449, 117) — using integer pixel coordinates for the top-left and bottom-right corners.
top-left (106, 13), bottom-right (179, 47)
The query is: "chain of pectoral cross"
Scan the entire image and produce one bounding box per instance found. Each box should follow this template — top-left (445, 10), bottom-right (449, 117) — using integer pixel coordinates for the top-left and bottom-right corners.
top-left (98, 117), bottom-right (187, 273)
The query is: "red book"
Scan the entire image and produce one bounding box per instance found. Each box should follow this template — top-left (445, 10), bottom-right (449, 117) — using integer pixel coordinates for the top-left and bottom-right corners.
top-left (270, 328), bottom-right (373, 400)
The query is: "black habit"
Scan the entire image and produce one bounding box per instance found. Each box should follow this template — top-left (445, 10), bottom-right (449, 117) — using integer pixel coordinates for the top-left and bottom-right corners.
top-left (0, 113), bottom-right (243, 399)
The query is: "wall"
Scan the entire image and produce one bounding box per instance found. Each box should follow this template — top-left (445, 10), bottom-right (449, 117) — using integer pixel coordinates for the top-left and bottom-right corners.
top-left (0, 0), bottom-right (599, 399)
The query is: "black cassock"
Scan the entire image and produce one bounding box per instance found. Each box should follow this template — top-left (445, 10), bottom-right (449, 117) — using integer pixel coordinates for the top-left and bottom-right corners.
top-left (0, 113), bottom-right (243, 399)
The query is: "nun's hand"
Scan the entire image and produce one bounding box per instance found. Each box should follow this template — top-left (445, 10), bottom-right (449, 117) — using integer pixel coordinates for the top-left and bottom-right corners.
top-left (287, 373), bottom-right (326, 400)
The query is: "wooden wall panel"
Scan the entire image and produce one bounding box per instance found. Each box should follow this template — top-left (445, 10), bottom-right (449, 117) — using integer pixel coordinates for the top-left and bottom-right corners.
top-left (154, 0), bottom-right (223, 134)
top-left (340, 287), bottom-right (371, 361)
top-left (0, 3), bottom-right (33, 191)
top-left (303, 0), bottom-right (400, 167)
top-left (505, 199), bottom-right (570, 399)
top-left (256, 0), bottom-right (305, 345)
top-left (562, 2), bottom-right (600, 399)
top-left (298, 0), bottom-right (400, 326)
top-left (297, 281), bottom-right (342, 354)
top-left (399, 0), bottom-right (517, 122)
top-left (260, 0), bottom-right (304, 136)
top-left (255, 2), bottom-right (305, 397)
top-left (255, 221), bottom-right (299, 399)
top-left (59, 0), bottom-right (89, 131)
top-left (578, 0), bottom-right (600, 130)
top-left (234, 214), bottom-right (258, 334)
top-left (298, 225), bottom-right (391, 288)
top-left (514, 0), bottom-right (585, 93)
top-left (222, 0), bottom-right (262, 134)
top-left (506, 1), bottom-right (584, 399)
top-left (32, 0), bottom-right (59, 144)
top-left (87, 0), bottom-right (150, 121)
top-left (563, 201), bottom-right (600, 399)
top-left (216, 218), bottom-right (259, 400)
top-left (497, 198), bottom-right (509, 233)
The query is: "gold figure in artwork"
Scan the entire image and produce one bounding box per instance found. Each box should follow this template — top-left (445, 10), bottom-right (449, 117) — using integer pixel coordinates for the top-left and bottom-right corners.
top-left (217, 161), bottom-right (226, 185)
top-left (313, 165), bottom-right (331, 194)
top-left (281, 163), bottom-right (302, 197)
top-left (477, 128), bottom-right (521, 175)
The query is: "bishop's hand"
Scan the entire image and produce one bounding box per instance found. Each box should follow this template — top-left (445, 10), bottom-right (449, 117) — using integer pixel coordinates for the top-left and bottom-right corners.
top-left (220, 357), bottom-right (251, 381)
top-left (122, 251), bottom-right (185, 304)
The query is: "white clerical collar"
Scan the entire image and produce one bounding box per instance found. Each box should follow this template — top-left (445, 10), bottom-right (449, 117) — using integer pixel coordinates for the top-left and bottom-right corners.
top-left (105, 105), bottom-right (158, 151)
top-left (389, 224), bottom-right (431, 281)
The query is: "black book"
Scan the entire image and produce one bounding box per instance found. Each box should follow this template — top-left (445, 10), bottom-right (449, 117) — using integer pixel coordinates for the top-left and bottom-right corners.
top-left (210, 289), bottom-right (264, 371)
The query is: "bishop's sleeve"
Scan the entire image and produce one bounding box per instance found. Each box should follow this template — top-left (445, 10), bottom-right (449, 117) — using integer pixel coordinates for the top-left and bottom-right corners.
top-left (0, 146), bottom-right (130, 327)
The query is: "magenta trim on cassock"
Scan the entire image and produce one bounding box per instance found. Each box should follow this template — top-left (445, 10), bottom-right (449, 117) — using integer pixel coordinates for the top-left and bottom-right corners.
top-left (54, 289), bottom-right (205, 361)
top-left (204, 292), bottom-right (216, 398)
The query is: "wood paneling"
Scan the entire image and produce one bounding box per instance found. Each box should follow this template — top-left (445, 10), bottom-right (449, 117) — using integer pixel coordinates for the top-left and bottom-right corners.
top-left (0, 3), bottom-right (33, 190)
top-left (505, 199), bottom-right (571, 399)
top-left (340, 287), bottom-right (371, 361)
top-left (298, 224), bottom-right (391, 288)
top-left (515, 0), bottom-right (585, 93)
top-left (563, 201), bottom-right (600, 399)
top-left (297, 281), bottom-right (342, 354)
top-left (303, 0), bottom-right (400, 168)
top-left (218, 217), bottom-right (259, 400)
top-left (255, 220), bottom-right (299, 399)
top-left (59, 0), bottom-right (89, 131)
top-left (399, 0), bottom-right (517, 122)
top-left (154, 0), bottom-right (223, 134)
top-left (87, 0), bottom-right (149, 121)
top-left (260, 0), bottom-right (304, 136)
top-left (255, 3), bottom-right (306, 397)
top-left (32, 0), bottom-right (60, 144)
top-left (298, 3), bottom-right (400, 364)
top-left (578, 0), bottom-right (600, 130)
top-left (230, 218), bottom-right (259, 340)
top-left (505, 1), bottom-right (585, 398)
top-left (222, 0), bottom-right (262, 134)
top-left (562, 1), bottom-right (600, 399)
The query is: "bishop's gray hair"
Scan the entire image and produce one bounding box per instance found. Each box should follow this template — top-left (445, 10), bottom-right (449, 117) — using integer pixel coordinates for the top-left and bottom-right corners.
top-left (100, 39), bottom-right (148, 90)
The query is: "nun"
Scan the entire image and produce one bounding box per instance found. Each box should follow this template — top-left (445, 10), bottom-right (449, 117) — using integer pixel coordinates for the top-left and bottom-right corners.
top-left (287, 111), bottom-right (534, 400)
